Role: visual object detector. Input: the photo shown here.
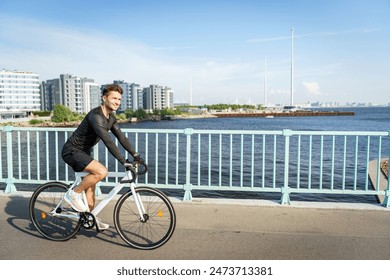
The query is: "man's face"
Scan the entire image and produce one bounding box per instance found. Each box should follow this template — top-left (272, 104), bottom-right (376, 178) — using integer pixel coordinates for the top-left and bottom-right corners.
top-left (104, 91), bottom-right (122, 111)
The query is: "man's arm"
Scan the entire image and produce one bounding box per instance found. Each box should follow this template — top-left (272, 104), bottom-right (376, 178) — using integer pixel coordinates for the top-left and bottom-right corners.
top-left (110, 123), bottom-right (138, 158)
top-left (89, 113), bottom-right (128, 164)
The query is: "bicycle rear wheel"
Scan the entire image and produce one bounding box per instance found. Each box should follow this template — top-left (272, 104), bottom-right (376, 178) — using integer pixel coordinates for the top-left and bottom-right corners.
top-left (114, 187), bottom-right (176, 250)
top-left (29, 181), bottom-right (82, 241)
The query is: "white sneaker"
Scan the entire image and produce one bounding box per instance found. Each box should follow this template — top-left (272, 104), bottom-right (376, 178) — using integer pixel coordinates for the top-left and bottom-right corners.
top-left (64, 190), bottom-right (89, 212)
top-left (96, 217), bottom-right (109, 231)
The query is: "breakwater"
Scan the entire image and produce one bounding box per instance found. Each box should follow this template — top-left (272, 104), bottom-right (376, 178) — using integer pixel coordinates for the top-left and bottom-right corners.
top-left (212, 110), bottom-right (354, 118)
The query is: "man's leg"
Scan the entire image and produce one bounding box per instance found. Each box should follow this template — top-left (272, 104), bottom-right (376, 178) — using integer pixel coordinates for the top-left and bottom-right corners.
top-left (74, 160), bottom-right (108, 211)
top-left (84, 186), bottom-right (96, 211)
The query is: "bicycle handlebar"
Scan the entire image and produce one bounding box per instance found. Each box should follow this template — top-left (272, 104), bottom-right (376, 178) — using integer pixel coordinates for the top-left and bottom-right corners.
top-left (121, 161), bottom-right (148, 184)
top-left (124, 160), bottom-right (148, 175)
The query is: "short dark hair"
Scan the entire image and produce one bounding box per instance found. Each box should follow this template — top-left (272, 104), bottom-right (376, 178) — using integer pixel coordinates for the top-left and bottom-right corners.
top-left (102, 84), bottom-right (123, 96)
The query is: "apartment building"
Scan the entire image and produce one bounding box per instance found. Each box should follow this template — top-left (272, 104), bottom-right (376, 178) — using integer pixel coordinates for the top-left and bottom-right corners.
top-left (83, 81), bottom-right (100, 112)
top-left (107, 81), bottom-right (147, 112)
top-left (43, 74), bottom-right (99, 114)
top-left (6, 69), bottom-right (175, 116)
top-left (143, 84), bottom-right (174, 111)
top-left (0, 70), bottom-right (41, 118)
top-left (41, 78), bottom-right (60, 111)
top-left (59, 74), bottom-right (80, 112)
top-left (130, 83), bottom-right (144, 111)
top-left (110, 81), bottom-right (142, 112)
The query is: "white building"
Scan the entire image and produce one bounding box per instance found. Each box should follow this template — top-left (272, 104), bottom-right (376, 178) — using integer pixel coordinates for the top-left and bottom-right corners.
top-left (144, 84), bottom-right (174, 110)
top-left (61, 74), bottom-right (83, 113)
top-left (109, 81), bottom-right (144, 112)
top-left (83, 81), bottom-right (100, 112)
top-left (43, 74), bottom-right (99, 114)
top-left (0, 70), bottom-right (41, 118)
top-left (130, 83), bottom-right (144, 111)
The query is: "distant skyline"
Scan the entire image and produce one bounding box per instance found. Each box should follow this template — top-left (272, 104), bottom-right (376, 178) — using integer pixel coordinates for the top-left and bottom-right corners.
top-left (1, 0), bottom-right (389, 105)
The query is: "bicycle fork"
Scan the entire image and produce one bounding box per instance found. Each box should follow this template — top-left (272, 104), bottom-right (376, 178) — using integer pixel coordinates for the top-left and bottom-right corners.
top-left (130, 183), bottom-right (148, 222)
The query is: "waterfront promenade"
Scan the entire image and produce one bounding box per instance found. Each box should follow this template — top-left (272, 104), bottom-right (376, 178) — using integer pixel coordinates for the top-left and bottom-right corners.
top-left (1, 191), bottom-right (390, 260)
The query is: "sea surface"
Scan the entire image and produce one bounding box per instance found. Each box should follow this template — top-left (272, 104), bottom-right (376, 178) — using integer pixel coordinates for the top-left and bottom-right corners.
top-left (122, 107), bottom-right (390, 132)
top-left (120, 106), bottom-right (390, 203)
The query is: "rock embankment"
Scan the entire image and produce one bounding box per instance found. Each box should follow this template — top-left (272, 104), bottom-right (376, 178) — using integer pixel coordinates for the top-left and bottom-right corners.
top-left (381, 160), bottom-right (388, 179)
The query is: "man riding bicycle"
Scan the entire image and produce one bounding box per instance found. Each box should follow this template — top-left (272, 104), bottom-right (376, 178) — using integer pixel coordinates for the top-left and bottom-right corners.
top-left (62, 84), bottom-right (142, 230)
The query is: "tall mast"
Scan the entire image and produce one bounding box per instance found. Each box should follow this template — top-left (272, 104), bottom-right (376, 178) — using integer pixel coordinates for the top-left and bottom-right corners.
top-left (290, 27), bottom-right (294, 106)
top-left (189, 78), bottom-right (192, 106)
top-left (264, 56), bottom-right (267, 106)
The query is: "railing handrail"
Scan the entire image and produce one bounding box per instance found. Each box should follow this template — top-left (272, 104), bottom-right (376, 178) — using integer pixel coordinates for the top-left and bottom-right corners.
top-left (5, 125), bottom-right (389, 136)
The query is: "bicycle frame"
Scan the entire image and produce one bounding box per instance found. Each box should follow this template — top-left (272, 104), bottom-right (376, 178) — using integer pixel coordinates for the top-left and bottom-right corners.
top-left (53, 168), bottom-right (147, 222)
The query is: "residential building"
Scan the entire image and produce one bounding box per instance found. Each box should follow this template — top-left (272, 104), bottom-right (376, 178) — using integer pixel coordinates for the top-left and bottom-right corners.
top-left (130, 83), bottom-right (144, 111)
top-left (60, 74), bottom-right (83, 113)
top-left (109, 81), bottom-right (144, 112)
top-left (0, 70), bottom-right (41, 118)
top-left (83, 81), bottom-right (100, 112)
top-left (41, 79), bottom-right (60, 111)
top-left (144, 84), bottom-right (174, 111)
top-left (43, 74), bottom-right (99, 114)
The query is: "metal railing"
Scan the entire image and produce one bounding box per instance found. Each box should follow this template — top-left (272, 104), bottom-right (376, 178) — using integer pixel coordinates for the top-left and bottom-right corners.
top-left (1, 126), bottom-right (389, 207)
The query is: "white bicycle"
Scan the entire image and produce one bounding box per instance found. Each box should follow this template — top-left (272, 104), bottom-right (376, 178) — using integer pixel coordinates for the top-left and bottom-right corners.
top-left (29, 161), bottom-right (176, 250)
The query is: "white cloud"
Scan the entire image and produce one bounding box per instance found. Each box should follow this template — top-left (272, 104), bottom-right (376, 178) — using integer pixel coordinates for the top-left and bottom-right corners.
top-left (302, 81), bottom-right (322, 96)
top-left (0, 16), bottom-right (187, 85)
top-left (0, 16), bottom-right (274, 104)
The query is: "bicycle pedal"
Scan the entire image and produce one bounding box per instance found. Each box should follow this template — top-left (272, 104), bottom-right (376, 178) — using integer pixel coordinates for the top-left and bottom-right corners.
top-left (96, 227), bottom-right (106, 233)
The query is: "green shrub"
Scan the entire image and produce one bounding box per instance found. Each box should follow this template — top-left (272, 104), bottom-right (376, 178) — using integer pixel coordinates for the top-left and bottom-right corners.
top-left (29, 119), bottom-right (44, 125)
top-left (52, 105), bottom-right (73, 123)
top-left (116, 113), bottom-right (127, 120)
top-left (33, 111), bottom-right (51, 117)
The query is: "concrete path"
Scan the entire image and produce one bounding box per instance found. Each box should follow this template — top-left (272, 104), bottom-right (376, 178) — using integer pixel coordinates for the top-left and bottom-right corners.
top-left (1, 192), bottom-right (390, 260)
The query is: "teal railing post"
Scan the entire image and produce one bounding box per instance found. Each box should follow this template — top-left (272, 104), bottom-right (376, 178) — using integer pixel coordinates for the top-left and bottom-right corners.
top-left (280, 129), bottom-right (293, 204)
top-left (4, 126), bottom-right (17, 193)
top-left (383, 189), bottom-right (390, 208)
top-left (183, 128), bottom-right (193, 201)
top-left (382, 130), bottom-right (390, 208)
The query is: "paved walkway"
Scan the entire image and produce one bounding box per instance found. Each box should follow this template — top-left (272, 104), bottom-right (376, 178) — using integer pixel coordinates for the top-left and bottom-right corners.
top-left (1, 192), bottom-right (390, 260)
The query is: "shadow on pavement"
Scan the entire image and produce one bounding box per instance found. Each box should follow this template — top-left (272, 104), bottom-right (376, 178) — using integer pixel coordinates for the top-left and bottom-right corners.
top-left (3, 195), bottom-right (132, 249)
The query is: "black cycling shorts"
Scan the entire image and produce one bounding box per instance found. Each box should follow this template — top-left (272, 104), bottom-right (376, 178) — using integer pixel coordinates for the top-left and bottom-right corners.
top-left (61, 142), bottom-right (94, 172)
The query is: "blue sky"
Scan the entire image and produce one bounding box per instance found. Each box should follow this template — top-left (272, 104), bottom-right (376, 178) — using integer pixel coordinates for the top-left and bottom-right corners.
top-left (1, 0), bottom-right (389, 105)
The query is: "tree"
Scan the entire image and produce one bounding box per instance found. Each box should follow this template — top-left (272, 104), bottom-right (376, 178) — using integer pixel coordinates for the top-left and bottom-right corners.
top-left (125, 108), bottom-right (134, 118)
top-left (125, 108), bottom-right (148, 119)
top-left (135, 108), bottom-right (147, 119)
top-left (115, 113), bottom-right (127, 120)
top-left (52, 105), bottom-right (73, 123)
top-left (161, 108), bottom-right (179, 116)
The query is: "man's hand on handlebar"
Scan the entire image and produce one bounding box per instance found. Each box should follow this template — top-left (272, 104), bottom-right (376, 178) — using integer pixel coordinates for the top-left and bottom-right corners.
top-left (124, 157), bottom-right (148, 175)
top-left (132, 153), bottom-right (145, 164)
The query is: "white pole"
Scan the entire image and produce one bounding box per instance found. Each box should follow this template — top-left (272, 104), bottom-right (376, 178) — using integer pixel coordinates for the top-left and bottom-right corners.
top-left (290, 27), bottom-right (294, 106)
top-left (189, 78), bottom-right (192, 106)
top-left (264, 56), bottom-right (267, 106)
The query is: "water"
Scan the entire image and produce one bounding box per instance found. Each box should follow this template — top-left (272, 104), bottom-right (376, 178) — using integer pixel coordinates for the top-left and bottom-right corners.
top-left (119, 107), bottom-right (390, 203)
top-left (2, 107), bottom-right (389, 203)
top-left (123, 107), bottom-right (390, 132)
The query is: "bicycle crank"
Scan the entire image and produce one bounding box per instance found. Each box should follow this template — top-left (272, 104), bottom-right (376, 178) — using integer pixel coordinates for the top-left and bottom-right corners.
top-left (81, 212), bottom-right (95, 229)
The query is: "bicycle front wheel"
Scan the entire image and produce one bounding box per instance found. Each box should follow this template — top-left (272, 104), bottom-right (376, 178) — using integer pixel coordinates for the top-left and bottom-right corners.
top-left (114, 187), bottom-right (176, 250)
top-left (29, 181), bottom-right (82, 241)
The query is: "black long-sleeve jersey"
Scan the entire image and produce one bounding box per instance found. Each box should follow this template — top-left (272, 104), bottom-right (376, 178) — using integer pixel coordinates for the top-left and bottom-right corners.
top-left (65, 106), bottom-right (136, 164)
